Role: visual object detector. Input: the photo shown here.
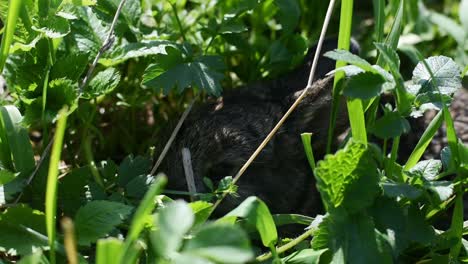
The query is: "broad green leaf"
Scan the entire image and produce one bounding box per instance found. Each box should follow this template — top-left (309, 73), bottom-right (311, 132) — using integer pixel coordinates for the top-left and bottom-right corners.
top-left (425, 181), bottom-right (454, 202)
top-left (0, 169), bottom-right (16, 185)
top-left (74, 200), bottom-right (133, 246)
top-left (412, 56), bottom-right (461, 96)
top-left (83, 68), bottom-right (121, 99)
top-left (407, 159), bottom-right (442, 181)
top-left (96, 238), bottom-right (123, 264)
top-left (190, 201), bottom-right (213, 227)
top-left (381, 182), bottom-right (423, 200)
top-left (282, 249), bottom-right (331, 264)
top-left (70, 8), bottom-right (107, 56)
top-left (343, 72), bottom-right (387, 99)
top-left (370, 111), bottom-right (410, 139)
top-left (312, 211), bottom-right (392, 263)
top-left (50, 53), bottom-right (89, 81)
top-left (314, 140), bottom-right (379, 212)
top-left (0, 105), bottom-right (35, 175)
top-left (183, 223), bottom-right (253, 263)
top-left (324, 49), bottom-right (376, 73)
top-left (143, 56), bottom-right (225, 96)
top-left (0, 205), bottom-right (48, 256)
top-left (125, 174), bottom-right (155, 199)
top-left (58, 166), bottom-right (92, 216)
top-left (225, 196), bottom-right (278, 247)
top-left (151, 200), bottom-right (194, 258)
top-left (117, 155), bottom-right (151, 187)
top-left (100, 41), bottom-right (176, 66)
top-left (371, 199), bottom-right (435, 255)
top-left (274, 0), bottom-right (300, 34)
top-left (32, 15), bottom-right (71, 38)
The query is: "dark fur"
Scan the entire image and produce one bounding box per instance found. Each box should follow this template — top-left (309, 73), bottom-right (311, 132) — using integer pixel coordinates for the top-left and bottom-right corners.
top-left (160, 39), bottom-right (359, 216)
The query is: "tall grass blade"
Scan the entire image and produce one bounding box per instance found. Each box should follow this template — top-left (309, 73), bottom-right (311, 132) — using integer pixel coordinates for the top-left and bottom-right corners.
top-left (301, 133), bottom-right (316, 171)
top-left (96, 238), bottom-right (124, 264)
top-left (0, 0), bottom-right (22, 72)
top-left (404, 111), bottom-right (443, 170)
top-left (120, 174), bottom-right (167, 262)
top-left (373, 0), bottom-right (385, 43)
top-left (45, 108), bottom-right (68, 264)
top-left (327, 0), bottom-right (363, 152)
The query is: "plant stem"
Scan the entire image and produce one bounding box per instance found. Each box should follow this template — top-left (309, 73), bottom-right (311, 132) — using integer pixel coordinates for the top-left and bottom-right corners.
top-left (256, 228), bottom-right (315, 262)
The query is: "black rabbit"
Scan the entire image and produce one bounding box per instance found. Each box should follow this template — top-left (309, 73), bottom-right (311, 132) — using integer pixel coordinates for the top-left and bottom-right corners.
top-left (160, 38), bottom-right (360, 216)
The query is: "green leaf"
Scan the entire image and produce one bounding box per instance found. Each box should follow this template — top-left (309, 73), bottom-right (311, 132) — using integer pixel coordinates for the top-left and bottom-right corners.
top-left (312, 211), bottom-right (392, 263)
top-left (58, 166), bottom-right (92, 216)
top-left (314, 140), bottom-right (379, 212)
top-left (370, 111), bottom-right (410, 139)
top-left (143, 56), bottom-right (225, 96)
top-left (70, 8), bottom-right (107, 56)
top-left (83, 68), bottom-right (121, 99)
top-left (74, 200), bottom-right (133, 246)
top-left (0, 205), bottom-right (48, 256)
top-left (274, 0), bottom-right (300, 34)
top-left (381, 182), bottom-right (422, 200)
top-left (0, 169), bottom-right (16, 185)
top-left (100, 41), bottom-right (176, 66)
top-left (151, 200), bottom-right (194, 258)
top-left (50, 53), bottom-right (89, 81)
top-left (183, 223), bottom-right (253, 263)
top-left (343, 72), bottom-right (387, 99)
top-left (371, 199), bottom-right (435, 255)
top-left (425, 181), bottom-right (454, 202)
top-left (117, 155), bottom-right (151, 187)
top-left (282, 249), bottom-right (330, 264)
top-left (407, 159), bottom-right (442, 181)
top-left (190, 201), bottom-right (213, 227)
top-left (324, 49), bottom-right (376, 73)
top-left (32, 15), bottom-right (71, 38)
top-left (225, 196), bottom-right (278, 247)
top-left (0, 105), bottom-right (35, 175)
top-left (412, 56), bottom-right (461, 96)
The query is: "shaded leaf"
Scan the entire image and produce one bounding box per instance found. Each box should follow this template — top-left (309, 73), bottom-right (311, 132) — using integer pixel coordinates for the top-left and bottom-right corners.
top-left (74, 200), bottom-right (133, 246)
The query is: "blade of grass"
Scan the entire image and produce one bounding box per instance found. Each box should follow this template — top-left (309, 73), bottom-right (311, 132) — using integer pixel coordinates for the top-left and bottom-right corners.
top-left (326, 0), bottom-right (357, 152)
top-left (372, 0), bottom-right (385, 43)
top-left (404, 111), bottom-right (443, 170)
top-left (45, 107), bottom-right (68, 264)
top-left (0, 0), bottom-right (22, 72)
top-left (301, 133), bottom-right (316, 171)
top-left (340, 0), bottom-right (368, 145)
top-left (0, 106), bottom-right (35, 175)
top-left (120, 174), bottom-right (167, 262)
top-left (96, 238), bottom-right (124, 264)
